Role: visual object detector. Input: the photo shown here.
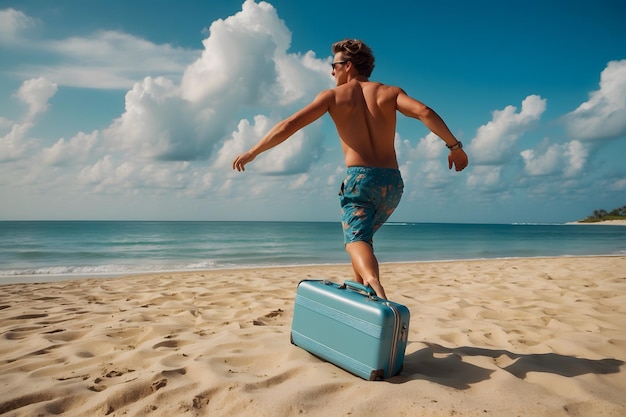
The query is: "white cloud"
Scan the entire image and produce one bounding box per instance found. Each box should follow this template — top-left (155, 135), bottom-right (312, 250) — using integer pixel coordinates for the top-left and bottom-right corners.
top-left (0, 77), bottom-right (55, 163)
top-left (397, 132), bottom-right (443, 162)
top-left (98, 0), bottom-right (331, 167)
top-left (24, 0), bottom-right (332, 202)
top-left (396, 132), bottom-right (451, 190)
top-left (273, 50), bottom-right (333, 106)
top-left (520, 145), bottom-right (560, 177)
top-left (102, 76), bottom-right (198, 161)
top-left (182, 0), bottom-right (287, 104)
top-left (14, 77), bottom-right (57, 119)
top-left (215, 114), bottom-right (323, 175)
top-left (416, 132), bottom-right (445, 160)
top-left (2, 1), bottom-right (622, 223)
top-left (562, 140), bottom-right (588, 178)
top-left (181, 0), bottom-right (330, 106)
top-left (520, 140), bottom-right (589, 178)
top-left (467, 166), bottom-right (504, 192)
top-left (565, 59), bottom-right (626, 141)
top-left (1, 1), bottom-right (333, 202)
top-left (0, 8), bottom-right (39, 44)
top-left (35, 30), bottom-right (199, 89)
top-left (469, 94), bottom-right (546, 165)
top-left (78, 155), bottom-right (115, 187)
top-left (41, 131), bottom-right (99, 166)
top-left (77, 154), bottom-right (200, 195)
top-left (0, 122), bottom-right (35, 162)
top-left (1, 8), bottom-right (198, 89)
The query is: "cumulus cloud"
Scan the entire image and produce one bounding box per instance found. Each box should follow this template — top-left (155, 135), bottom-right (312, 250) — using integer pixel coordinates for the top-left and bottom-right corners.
top-left (0, 122), bottom-right (35, 162)
top-left (99, 0), bottom-right (331, 166)
top-left (562, 140), bottom-right (589, 178)
top-left (215, 114), bottom-right (323, 175)
top-left (77, 154), bottom-right (203, 195)
top-left (0, 77), bottom-right (57, 163)
top-left (520, 140), bottom-right (589, 178)
top-left (520, 144), bottom-right (560, 177)
top-left (516, 62), bottom-right (626, 187)
top-left (181, 0), bottom-right (330, 107)
top-left (182, 0), bottom-right (288, 104)
top-left (2, 0), bottom-right (622, 222)
top-left (102, 76), bottom-right (196, 161)
top-left (14, 77), bottom-right (57, 119)
top-left (41, 131), bottom-right (99, 166)
top-left (396, 132), bottom-right (451, 189)
top-left (397, 132), bottom-right (444, 162)
top-left (469, 94), bottom-right (546, 165)
top-left (1, 0), bottom-right (333, 201)
top-left (467, 166), bottom-right (504, 193)
top-left (565, 59), bottom-right (626, 141)
top-left (0, 2), bottom-right (360, 207)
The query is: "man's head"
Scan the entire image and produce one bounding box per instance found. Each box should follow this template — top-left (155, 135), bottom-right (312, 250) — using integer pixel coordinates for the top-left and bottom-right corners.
top-left (331, 39), bottom-right (375, 79)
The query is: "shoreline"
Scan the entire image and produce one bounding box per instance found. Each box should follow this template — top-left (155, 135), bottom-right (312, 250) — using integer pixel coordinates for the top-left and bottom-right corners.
top-left (1, 256), bottom-right (625, 416)
top-left (566, 219), bottom-right (626, 225)
top-left (3, 253), bottom-right (626, 286)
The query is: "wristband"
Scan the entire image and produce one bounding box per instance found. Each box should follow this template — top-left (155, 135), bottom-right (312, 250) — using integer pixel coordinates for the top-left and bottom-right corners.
top-left (446, 141), bottom-right (462, 150)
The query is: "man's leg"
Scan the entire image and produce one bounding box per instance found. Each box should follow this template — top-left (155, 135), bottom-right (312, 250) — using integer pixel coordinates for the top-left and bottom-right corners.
top-left (345, 241), bottom-right (388, 299)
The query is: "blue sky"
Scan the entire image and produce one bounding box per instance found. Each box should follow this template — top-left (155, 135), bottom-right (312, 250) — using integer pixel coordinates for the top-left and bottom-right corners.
top-left (0, 0), bottom-right (625, 223)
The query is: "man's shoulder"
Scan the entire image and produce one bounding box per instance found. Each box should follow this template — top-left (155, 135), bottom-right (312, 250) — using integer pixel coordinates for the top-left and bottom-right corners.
top-left (362, 81), bottom-right (403, 93)
top-left (313, 88), bottom-right (336, 102)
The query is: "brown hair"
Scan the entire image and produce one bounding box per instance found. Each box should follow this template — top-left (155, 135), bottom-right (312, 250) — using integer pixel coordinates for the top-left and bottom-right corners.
top-left (331, 39), bottom-right (375, 78)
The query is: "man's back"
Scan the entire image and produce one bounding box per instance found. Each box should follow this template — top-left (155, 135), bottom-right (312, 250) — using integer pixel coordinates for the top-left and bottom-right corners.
top-left (327, 80), bottom-right (401, 169)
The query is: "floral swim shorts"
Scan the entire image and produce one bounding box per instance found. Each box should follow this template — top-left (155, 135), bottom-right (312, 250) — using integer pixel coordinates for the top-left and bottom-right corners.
top-left (339, 166), bottom-right (404, 245)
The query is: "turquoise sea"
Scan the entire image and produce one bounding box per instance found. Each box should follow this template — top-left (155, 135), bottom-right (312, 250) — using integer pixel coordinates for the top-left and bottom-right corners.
top-left (1, 221), bottom-right (625, 284)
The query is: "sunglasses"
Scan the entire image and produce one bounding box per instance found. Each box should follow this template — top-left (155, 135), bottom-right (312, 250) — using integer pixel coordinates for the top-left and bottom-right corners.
top-left (331, 60), bottom-right (349, 70)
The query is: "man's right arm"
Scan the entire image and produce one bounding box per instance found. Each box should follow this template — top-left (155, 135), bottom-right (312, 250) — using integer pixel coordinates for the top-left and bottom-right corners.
top-left (233, 90), bottom-right (332, 171)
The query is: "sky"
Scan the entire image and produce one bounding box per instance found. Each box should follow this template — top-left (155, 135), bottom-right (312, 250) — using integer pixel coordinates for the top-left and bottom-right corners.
top-left (0, 0), bottom-right (625, 223)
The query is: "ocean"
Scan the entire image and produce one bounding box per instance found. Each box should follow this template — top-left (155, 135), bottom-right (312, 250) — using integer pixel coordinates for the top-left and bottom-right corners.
top-left (1, 221), bottom-right (624, 284)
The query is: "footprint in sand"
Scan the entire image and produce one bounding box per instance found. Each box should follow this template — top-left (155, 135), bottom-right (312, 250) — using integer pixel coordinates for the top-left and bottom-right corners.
top-left (153, 340), bottom-right (178, 349)
top-left (8, 313), bottom-right (48, 320)
top-left (252, 309), bottom-right (284, 326)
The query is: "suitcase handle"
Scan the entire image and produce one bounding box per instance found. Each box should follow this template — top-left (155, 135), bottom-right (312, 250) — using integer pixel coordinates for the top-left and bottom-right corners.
top-left (341, 280), bottom-right (377, 298)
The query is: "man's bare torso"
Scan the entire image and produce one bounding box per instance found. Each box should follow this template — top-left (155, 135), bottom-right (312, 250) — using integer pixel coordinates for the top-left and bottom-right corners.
top-left (327, 80), bottom-right (402, 169)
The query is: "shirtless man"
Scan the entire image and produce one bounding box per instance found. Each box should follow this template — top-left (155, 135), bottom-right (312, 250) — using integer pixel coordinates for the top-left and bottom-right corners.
top-left (233, 39), bottom-right (468, 299)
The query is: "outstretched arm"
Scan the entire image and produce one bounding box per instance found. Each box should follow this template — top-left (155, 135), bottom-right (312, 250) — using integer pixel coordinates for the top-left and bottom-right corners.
top-left (396, 91), bottom-right (468, 171)
top-left (232, 91), bottom-right (332, 172)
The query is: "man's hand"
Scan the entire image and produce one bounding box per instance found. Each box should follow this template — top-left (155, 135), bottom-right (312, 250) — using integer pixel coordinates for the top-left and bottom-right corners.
top-left (448, 148), bottom-right (469, 171)
top-left (232, 151), bottom-right (255, 172)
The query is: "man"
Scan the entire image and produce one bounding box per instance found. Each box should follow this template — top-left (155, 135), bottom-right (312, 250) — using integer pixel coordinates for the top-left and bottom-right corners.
top-left (233, 39), bottom-right (468, 299)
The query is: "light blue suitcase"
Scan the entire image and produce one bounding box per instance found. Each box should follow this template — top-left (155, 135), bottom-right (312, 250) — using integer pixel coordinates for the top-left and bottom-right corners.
top-left (291, 279), bottom-right (410, 380)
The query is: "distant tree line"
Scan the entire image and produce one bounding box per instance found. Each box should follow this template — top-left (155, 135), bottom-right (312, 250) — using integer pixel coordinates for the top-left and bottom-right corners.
top-left (581, 205), bottom-right (626, 222)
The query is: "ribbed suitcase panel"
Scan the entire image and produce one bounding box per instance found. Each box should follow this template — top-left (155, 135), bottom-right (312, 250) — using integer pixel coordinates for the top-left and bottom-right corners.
top-left (291, 280), bottom-right (410, 380)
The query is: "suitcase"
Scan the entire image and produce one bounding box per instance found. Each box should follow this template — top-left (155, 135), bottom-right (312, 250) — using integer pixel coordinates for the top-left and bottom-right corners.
top-left (291, 279), bottom-right (410, 380)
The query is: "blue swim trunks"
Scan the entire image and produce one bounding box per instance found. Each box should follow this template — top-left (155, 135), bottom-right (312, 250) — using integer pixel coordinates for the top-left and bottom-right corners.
top-left (339, 166), bottom-right (404, 245)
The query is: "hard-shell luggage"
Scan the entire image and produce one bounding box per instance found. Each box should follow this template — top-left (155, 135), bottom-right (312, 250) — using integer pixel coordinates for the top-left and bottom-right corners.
top-left (291, 279), bottom-right (410, 380)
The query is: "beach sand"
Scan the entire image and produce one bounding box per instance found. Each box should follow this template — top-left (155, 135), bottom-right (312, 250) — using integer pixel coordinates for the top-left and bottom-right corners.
top-left (567, 219), bottom-right (626, 225)
top-left (1, 256), bottom-right (625, 416)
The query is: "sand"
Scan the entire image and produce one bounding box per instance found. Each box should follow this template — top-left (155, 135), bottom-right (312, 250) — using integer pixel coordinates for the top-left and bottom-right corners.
top-left (1, 256), bottom-right (625, 416)
top-left (567, 219), bottom-right (626, 225)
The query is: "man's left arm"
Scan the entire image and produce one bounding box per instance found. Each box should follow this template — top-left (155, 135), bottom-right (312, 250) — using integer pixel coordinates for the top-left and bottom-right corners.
top-left (396, 91), bottom-right (468, 171)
